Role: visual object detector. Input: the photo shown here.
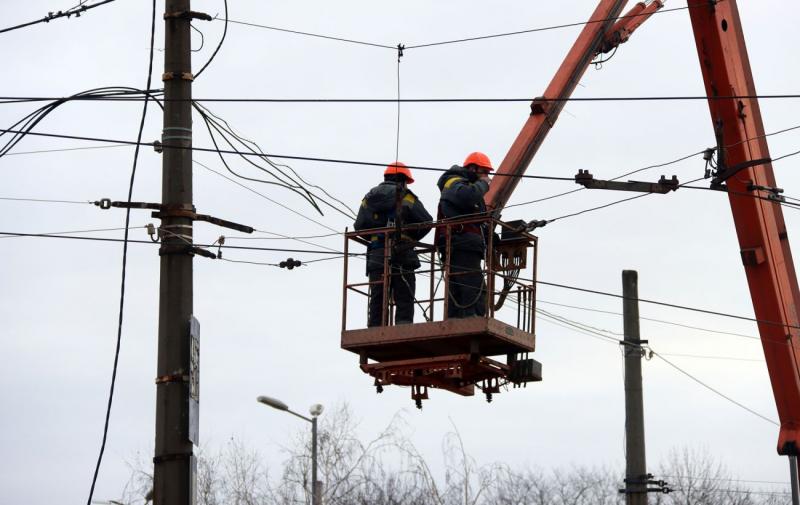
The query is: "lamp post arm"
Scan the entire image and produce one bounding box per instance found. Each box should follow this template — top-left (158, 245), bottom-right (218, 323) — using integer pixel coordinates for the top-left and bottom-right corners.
top-left (286, 408), bottom-right (313, 423)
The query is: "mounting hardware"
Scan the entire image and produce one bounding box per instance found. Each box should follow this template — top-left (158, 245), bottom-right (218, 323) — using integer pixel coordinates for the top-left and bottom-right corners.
top-left (146, 223), bottom-right (158, 242)
top-left (575, 170), bottom-right (680, 194)
top-left (94, 198), bottom-right (112, 210)
top-left (164, 10), bottom-right (213, 21)
top-left (279, 258), bottom-right (302, 270)
top-left (162, 72), bottom-right (194, 82)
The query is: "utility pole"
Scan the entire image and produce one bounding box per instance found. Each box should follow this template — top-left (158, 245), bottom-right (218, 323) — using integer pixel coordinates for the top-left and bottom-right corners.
top-left (622, 270), bottom-right (648, 505)
top-left (153, 0), bottom-right (196, 504)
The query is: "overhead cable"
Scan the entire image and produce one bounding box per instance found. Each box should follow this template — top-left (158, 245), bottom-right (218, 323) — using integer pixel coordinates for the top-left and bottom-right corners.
top-left (404, 4), bottom-right (694, 50)
top-left (0, 127), bottom-right (576, 181)
top-left (6, 93), bottom-right (800, 104)
top-left (658, 352), bottom-right (762, 363)
top-left (535, 278), bottom-right (800, 331)
top-left (193, 159), bottom-right (340, 233)
top-left (537, 299), bottom-right (759, 340)
top-left (0, 231), bottom-right (351, 256)
top-left (0, 196), bottom-right (91, 205)
top-left (218, 3), bottom-right (693, 52)
top-left (0, 225), bottom-right (141, 239)
top-left (0, 0), bottom-right (118, 35)
top-left (86, 2), bottom-right (156, 504)
top-left (3, 144), bottom-right (132, 156)
top-left (651, 351), bottom-right (778, 426)
top-left (194, 0), bottom-right (227, 79)
top-left (193, 101), bottom-right (357, 219)
top-left (534, 304), bottom-right (776, 425)
top-left (223, 18), bottom-right (394, 50)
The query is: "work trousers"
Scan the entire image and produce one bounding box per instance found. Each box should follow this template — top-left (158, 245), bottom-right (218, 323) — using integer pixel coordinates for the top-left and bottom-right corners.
top-left (368, 266), bottom-right (416, 327)
top-left (447, 249), bottom-right (486, 319)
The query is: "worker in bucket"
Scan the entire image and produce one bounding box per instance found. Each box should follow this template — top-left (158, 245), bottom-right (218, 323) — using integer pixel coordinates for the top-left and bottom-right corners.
top-left (436, 152), bottom-right (493, 318)
top-left (354, 162), bottom-right (433, 327)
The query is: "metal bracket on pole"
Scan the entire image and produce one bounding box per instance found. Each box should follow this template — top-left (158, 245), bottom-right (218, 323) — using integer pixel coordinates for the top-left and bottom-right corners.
top-left (162, 72), bottom-right (194, 82)
top-left (710, 157), bottom-right (772, 189)
top-left (618, 473), bottom-right (672, 494)
top-left (163, 10), bottom-right (212, 21)
top-left (94, 198), bottom-right (254, 234)
top-left (575, 170), bottom-right (679, 194)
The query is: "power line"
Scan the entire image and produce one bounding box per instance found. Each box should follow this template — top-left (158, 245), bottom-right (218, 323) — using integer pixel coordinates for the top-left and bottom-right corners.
top-left (658, 352), bottom-right (763, 363)
top-left (2, 144), bottom-right (132, 156)
top-left (250, 229), bottom-right (340, 253)
top-left (506, 123), bottom-right (800, 210)
top-left (405, 4), bottom-right (694, 50)
top-left (663, 475), bottom-right (790, 486)
top-left (651, 351), bottom-right (778, 426)
top-left (539, 304), bottom-right (778, 425)
top-left (227, 231), bottom-right (341, 240)
top-left (682, 184), bottom-right (800, 211)
top-left (194, 0), bottom-right (227, 79)
top-left (0, 231), bottom-right (352, 256)
top-left (7, 224), bottom-right (793, 329)
top-left (86, 1), bottom-right (155, 504)
top-left (537, 299), bottom-right (759, 340)
top-left (0, 225), bottom-right (139, 239)
top-left (218, 3), bottom-right (692, 52)
top-left (0, 0), bottom-right (118, 35)
top-left (0, 127), bottom-right (576, 181)
top-left (222, 18), bottom-right (395, 50)
top-left (533, 303), bottom-right (776, 426)
top-left (193, 159), bottom-right (340, 233)
top-left (6, 93), bottom-right (800, 104)
top-left (535, 279), bottom-right (800, 331)
top-left (0, 196), bottom-right (91, 205)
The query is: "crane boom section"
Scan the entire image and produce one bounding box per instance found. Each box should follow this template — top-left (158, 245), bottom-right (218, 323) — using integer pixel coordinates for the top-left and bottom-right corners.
top-left (689, 0), bottom-right (800, 455)
top-left (485, 1), bottom-right (671, 212)
top-left (484, 0), bottom-right (628, 212)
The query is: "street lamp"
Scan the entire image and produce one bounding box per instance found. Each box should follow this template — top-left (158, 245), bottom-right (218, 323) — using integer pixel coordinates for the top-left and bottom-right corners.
top-left (257, 395), bottom-right (324, 505)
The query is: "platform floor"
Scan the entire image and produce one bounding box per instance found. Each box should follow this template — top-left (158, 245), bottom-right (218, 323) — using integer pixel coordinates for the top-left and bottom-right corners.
top-left (341, 317), bottom-right (535, 362)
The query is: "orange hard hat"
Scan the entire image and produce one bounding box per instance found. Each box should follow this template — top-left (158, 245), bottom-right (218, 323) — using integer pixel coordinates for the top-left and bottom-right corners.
top-left (384, 161), bottom-right (414, 184)
top-left (463, 151), bottom-right (494, 171)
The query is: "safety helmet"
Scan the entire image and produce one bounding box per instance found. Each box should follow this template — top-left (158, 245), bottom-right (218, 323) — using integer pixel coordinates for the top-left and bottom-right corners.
top-left (384, 161), bottom-right (415, 184)
top-left (463, 151), bottom-right (494, 172)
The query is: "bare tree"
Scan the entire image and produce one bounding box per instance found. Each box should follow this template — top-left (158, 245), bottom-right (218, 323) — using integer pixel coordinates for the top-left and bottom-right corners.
top-left (120, 409), bottom-right (791, 505)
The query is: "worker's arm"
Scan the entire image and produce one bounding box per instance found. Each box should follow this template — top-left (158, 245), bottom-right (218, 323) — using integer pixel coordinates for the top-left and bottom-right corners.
top-left (353, 198), bottom-right (371, 231)
top-left (402, 191), bottom-right (433, 241)
top-left (443, 176), bottom-right (490, 214)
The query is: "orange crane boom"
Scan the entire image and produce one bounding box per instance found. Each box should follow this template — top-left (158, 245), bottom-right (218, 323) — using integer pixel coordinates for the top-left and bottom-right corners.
top-left (485, 0), bottom-right (663, 212)
top-left (484, 0), bottom-right (800, 456)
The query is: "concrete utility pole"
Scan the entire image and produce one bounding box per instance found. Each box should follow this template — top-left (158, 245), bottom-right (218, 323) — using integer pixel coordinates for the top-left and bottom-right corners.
top-left (622, 270), bottom-right (648, 505)
top-left (153, 0), bottom-right (196, 503)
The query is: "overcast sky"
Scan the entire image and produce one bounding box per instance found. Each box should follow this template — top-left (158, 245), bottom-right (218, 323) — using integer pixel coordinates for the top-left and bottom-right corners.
top-left (1, 1), bottom-right (799, 503)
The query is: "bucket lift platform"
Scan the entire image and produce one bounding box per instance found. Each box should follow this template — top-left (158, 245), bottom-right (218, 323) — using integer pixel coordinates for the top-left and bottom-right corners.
top-left (341, 217), bottom-right (542, 407)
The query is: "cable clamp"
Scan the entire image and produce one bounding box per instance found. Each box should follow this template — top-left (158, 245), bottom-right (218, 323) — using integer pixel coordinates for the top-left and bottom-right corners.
top-left (94, 198), bottom-right (112, 210)
top-left (530, 96), bottom-right (555, 126)
top-left (279, 258), bottom-right (302, 270)
top-left (153, 452), bottom-right (193, 464)
top-left (155, 373), bottom-right (189, 385)
top-left (159, 244), bottom-right (218, 259)
top-left (164, 10), bottom-right (213, 21)
top-left (162, 72), bottom-right (194, 82)
top-left (396, 43), bottom-right (405, 61)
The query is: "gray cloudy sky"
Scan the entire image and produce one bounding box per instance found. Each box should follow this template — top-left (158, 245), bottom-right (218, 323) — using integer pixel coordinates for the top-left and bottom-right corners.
top-left (1, 1), bottom-right (799, 503)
